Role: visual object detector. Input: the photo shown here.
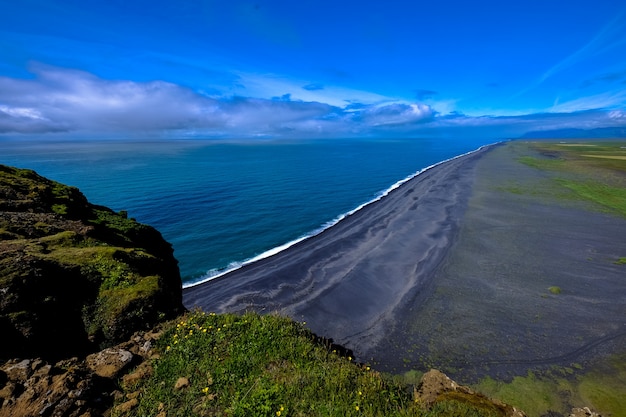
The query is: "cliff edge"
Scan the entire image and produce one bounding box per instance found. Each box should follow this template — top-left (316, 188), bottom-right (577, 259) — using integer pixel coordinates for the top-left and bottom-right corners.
top-left (0, 164), bottom-right (185, 360)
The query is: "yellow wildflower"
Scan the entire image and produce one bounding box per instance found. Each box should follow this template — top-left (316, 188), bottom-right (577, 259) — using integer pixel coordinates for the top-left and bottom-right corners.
top-left (355, 405), bottom-right (360, 411)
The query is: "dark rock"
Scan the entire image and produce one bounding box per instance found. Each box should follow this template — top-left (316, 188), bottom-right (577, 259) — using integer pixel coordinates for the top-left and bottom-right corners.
top-left (414, 369), bottom-right (526, 417)
top-left (85, 348), bottom-right (134, 379)
top-left (0, 330), bottom-right (158, 417)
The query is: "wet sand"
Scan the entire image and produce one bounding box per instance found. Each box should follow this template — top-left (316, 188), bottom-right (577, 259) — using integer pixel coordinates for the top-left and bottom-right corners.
top-left (184, 142), bottom-right (626, 382)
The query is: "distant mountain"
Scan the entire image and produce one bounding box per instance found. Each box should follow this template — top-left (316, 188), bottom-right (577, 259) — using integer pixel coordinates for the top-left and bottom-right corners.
top-left (520, 126), bottom-right (626, 139)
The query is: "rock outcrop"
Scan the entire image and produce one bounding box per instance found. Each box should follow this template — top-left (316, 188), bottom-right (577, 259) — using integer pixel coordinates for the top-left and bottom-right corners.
top-left (0, 164), bottom-right (185, 360)
top-left (0, 329), bottom-right (163, 417)
top-left (414, 369), bottom-right (527, 417)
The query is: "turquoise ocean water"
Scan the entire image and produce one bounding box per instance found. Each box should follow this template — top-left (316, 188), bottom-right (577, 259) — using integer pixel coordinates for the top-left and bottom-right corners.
top-left (1, 137), bottom-right (489, 286)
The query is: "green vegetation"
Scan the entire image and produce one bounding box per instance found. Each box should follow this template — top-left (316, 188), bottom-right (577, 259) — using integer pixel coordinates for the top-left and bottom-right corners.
top-left (517, 155), bottom-right (565, 171)
top-left (548, 286), bottom-right (561, 295)
top-left (116, 311), bottom-right (507, 417)
top-left (555, 179), bottom-right (626, 217)
top-left (511, 141), bottom-right (626, 217)
top-left (475, 354), bottom-right (626, 417)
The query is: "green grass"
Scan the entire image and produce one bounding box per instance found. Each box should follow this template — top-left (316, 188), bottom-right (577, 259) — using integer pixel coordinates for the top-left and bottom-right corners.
top-left (517, 156), bottom-right (566, 171)
top-left (475, 354), bottom-right (626, 417)
top-left (115, 311), bottom-right (507, 417)
top-left (511, 141), bottom-right (626, 217)
top-left (555, 179), bottom-right (626, 218)
top-left (475, 372), bottom-right (573, 417)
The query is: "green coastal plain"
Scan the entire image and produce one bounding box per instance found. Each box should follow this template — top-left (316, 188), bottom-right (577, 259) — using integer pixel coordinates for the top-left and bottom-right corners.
top-left (1, 140), bottom-right (625, 417)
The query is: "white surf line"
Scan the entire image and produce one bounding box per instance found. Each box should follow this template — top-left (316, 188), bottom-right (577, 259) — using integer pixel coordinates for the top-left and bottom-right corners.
top-left (183, 141), bottom-right (503, 289)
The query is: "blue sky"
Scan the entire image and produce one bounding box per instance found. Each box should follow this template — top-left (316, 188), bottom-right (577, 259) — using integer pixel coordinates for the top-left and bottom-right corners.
top-left (1, 0), bottom-right (625, 140)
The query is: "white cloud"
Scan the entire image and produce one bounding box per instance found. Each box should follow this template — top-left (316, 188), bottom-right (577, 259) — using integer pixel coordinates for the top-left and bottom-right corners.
top-left (0, 64), bottom-right (225, 133)
top-left (549, 90), bottom-right (626, 113)
top-left (609, 110), bottom-right (626, 119)
top-left (232, 71), bottom-right (393, 107)
top-left (0, 105), bottom-right (45, 120)
top-left (0, 64), bottom-right (624, 140)
top-left (361, 103), bottom-right (434, 126)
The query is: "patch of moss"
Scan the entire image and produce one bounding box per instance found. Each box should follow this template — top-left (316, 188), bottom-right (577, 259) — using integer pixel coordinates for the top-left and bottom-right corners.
top-left (474, 372), bottom-right (569, 416)
top-left (548, 286), bottom-right (561, 295)
top-left (555, 179), bottom-right (626, 218)
top-left (435, 391), bottom-right (507, 417)
top-left (83, 274), bottom-right (160, 344)
top-left (90, 208), bottom-right (145, 235)
top-left (518, 156), bottom-right (566, 171)
top-left (577, 354), bottom-right (626, 415)
top-left (51, 204), bottom-right (68, 215)
top-left (512, 142), bottom-right (626, 217)
top-left (474, 354), bottom-right (626, 417)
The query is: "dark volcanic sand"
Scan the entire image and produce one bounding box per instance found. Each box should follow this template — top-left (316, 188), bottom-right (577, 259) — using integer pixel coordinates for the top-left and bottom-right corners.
top-left (184, 142), bottom-right (626, 382)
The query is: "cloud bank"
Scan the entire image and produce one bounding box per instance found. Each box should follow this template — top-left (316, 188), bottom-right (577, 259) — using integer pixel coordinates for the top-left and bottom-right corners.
top-left (0, 65), bottom-right (624, 140)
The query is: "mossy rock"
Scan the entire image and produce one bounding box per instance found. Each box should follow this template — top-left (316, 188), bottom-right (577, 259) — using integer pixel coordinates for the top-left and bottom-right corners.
top-left (0, 165), bottom-right (185, 360)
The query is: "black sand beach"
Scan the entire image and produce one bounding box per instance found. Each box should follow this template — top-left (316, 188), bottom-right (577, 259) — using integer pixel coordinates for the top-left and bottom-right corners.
top-left (184, 142), bottom-right (626, 382)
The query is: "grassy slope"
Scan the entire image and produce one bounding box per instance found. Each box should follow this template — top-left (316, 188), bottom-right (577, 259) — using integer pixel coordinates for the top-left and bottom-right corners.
top-left (474, 140), bottom-right (626, 417)
top-left (116, 311), bottom-right (508, 417)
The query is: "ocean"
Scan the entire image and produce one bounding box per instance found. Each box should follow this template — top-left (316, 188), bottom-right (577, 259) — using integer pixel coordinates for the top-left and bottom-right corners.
top-left (1, 137), bottom-right (489, 286)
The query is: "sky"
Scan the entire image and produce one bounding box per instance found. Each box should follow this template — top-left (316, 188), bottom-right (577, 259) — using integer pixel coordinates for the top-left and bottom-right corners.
top-left (1, 0), bottom-right (625, 140)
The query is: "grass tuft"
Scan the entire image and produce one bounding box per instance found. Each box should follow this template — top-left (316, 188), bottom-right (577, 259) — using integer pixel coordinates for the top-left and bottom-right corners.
top-left (548, 286), bottom-right (561, 295)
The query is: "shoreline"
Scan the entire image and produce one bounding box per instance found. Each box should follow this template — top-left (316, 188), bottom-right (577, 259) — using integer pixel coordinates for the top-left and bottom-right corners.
top-left (184, 140), bottom-right (626, 382)
top-left (183, 142), bottom-right (499, 289)
top-left (376, 141), bottom-right (626, 380)
top-left (183, 143), bottom-right (494, 360)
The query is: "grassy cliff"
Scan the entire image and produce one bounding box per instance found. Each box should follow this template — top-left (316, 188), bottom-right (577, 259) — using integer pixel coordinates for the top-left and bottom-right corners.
top-left (0, 164), bottom-right (184, 359)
